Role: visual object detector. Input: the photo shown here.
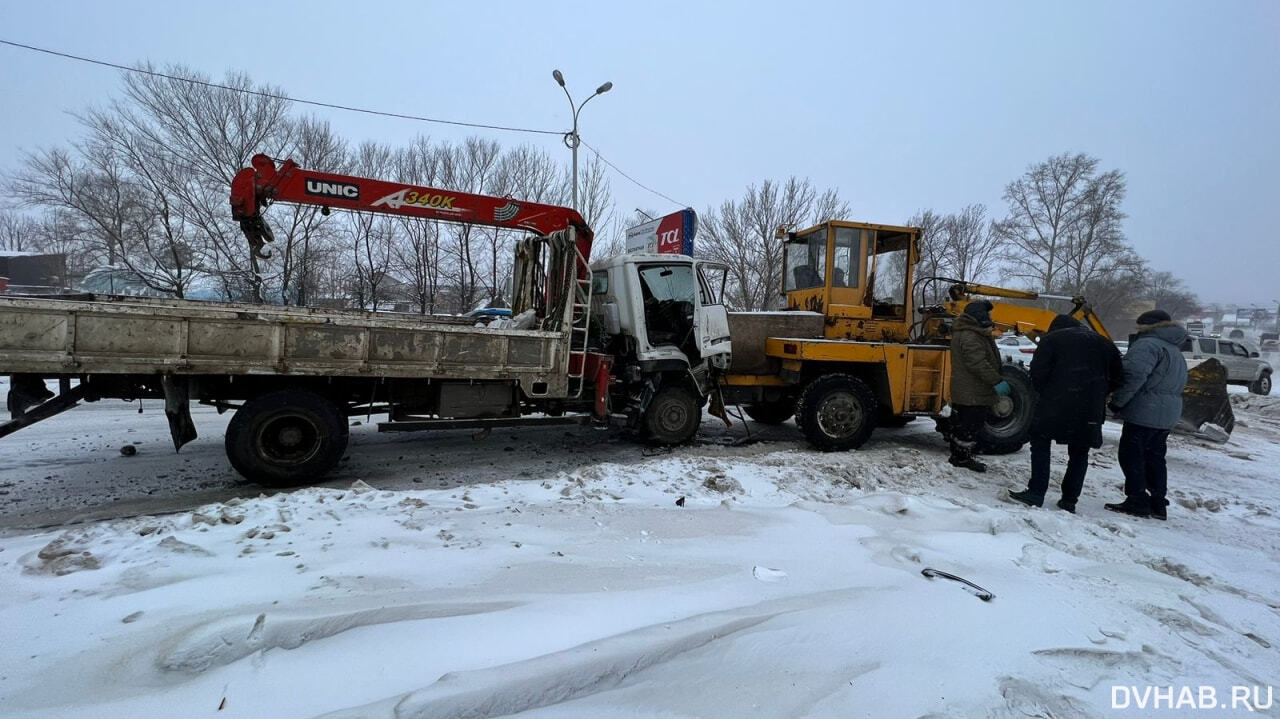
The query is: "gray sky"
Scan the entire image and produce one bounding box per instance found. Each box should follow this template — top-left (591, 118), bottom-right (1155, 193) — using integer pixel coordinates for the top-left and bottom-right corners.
top-left (2, 0), bottom-right (1277, 307)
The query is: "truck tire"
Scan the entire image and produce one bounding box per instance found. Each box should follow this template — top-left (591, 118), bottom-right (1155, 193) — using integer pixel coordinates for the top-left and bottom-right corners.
top-left (976, 363), bottom-right (1036, 455)
top-left (742, 398), bottom-right (795, 424)
top-left (1249, 371), bottom-right (1271, 396)
top-left (225, 389), bottom-right (349, 487)
top-left (796, 373), bottom-right (878, 451)
top-left (643, 386), bottom-right (701, 445)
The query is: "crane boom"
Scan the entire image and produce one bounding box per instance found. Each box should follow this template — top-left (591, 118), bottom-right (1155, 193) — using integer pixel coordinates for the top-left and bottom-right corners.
top-left (230, 154), bottom-right (593, 259)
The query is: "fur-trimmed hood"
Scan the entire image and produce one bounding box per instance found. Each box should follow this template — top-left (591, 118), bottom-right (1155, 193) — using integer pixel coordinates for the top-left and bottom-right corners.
top-left (1133, 320), bottom-right (1187, 348)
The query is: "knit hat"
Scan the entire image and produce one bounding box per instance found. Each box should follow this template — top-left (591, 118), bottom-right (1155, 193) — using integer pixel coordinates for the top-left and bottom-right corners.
top-left (963, 300), bottom-right (994, 327)
top-left (1136, 309), bottom-right (1172, 326)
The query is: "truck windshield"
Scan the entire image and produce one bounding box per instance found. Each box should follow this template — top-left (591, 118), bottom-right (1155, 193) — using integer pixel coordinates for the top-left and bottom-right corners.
top-left (638, 265), bottom-right (696, 303)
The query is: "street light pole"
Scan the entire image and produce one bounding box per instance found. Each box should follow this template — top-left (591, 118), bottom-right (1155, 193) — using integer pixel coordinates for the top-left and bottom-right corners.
top-left (552, 69), bottom-right (612, 213)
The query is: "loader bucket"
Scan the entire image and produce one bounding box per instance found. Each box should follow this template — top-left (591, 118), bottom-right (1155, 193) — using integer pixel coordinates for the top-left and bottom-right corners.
top-left (1177, 358), bottom-right (1234, 440)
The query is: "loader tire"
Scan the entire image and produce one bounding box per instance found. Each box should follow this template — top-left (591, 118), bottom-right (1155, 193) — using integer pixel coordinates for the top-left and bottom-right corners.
top-left (796, 373), bottom-right (878, 451)
top-left (742, 398), bottom-right (795, 425)
top-left (976, 363), bottom-right (1035, 455)
top-left (226, 389), bottom-right (349, 487)
top-left (643, 386), bottom-right (701, 445)
top-left (1249, 371), bottom-right (1271, 396)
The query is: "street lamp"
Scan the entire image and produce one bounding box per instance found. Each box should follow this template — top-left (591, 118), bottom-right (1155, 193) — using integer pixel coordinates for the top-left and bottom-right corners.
top-left (552, 69), bottom-right (612, 212)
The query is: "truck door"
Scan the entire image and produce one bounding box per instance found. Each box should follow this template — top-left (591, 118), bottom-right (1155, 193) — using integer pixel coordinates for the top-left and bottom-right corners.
top-left (694, 261), bottom-right (732, 366)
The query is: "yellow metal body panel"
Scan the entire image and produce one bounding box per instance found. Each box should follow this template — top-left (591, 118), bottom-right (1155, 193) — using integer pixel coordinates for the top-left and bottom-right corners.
top-left (751, 337), bottom-right (951, 415)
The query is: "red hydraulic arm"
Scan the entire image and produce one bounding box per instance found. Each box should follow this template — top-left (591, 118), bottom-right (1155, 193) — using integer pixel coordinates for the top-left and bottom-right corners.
top-left (230, 154), bottom-right (593, 259)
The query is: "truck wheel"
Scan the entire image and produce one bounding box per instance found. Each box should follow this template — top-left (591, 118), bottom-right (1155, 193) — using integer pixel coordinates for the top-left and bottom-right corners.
top-left (1249, 371), bottom-right (1271, 396)
top-left (796, 374), bottom-right (878, 451)
top-left (977, 364), bottom-right (1036, 455)
top-left (643, 386), bottom-right (701, 445)
top-left (225, 389), bottom-right (349, 487)
top-left (742, 398), bottom-right (794, 424)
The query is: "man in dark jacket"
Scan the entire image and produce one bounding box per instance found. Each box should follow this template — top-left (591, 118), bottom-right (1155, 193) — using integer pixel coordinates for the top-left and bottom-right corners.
top-left (948, 301), bottom-right (1009, 472)
top-left (1007, 315), bottom-right (1123, 512)
top-left (1105, 309), bottom-right (1188, 520)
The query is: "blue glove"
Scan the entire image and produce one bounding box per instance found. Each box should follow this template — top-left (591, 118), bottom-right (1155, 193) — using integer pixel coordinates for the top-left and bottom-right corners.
top-left (994, 380), bottom-right (1012, 397)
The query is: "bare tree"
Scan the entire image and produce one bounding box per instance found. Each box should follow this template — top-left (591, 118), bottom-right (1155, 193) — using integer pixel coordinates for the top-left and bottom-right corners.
top-left (994, 153), bottom-right (1099, 292)
top-left (907, 209), bottom-right (945, 303)
top-left (1058, 169), bottom-right (1138, 292)
top-left (391, 136), bottom-right (445, 313)
top-left (698, 178), bottom-right (849, 310)
top-left (343, 142), bottom-right (396, 310)
top-left (272, 117), bottom-right (347, 305)
top-left (940, 204), bottom-right (1005, 284)
top-left (0, 211), bottom-right (39, 252)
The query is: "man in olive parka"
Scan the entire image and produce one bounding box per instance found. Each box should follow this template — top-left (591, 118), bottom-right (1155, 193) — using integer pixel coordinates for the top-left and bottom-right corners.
top-left (948, 301), bottom-right (1009, 472)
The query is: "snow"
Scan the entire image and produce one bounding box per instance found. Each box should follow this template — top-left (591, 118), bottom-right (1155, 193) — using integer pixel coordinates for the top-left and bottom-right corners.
top-left (1, 395), bottom-right (1278, 717)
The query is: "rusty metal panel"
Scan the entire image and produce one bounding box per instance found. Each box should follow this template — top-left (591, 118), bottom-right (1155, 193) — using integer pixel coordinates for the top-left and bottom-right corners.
top-left (507, 337), bottom-right (548, 367)
top-left (0, 310), bottom-right (68, 352)
top-left (286, 325), bottom-right (367, 361)
top-left (726, 311), bottom-right (824, 374)
top-left (369, 329), bottom-right (442, 364)
top-left (74, 316), bottom-right (182, 356)
top-left (187, 320), bottom-right (276, 359)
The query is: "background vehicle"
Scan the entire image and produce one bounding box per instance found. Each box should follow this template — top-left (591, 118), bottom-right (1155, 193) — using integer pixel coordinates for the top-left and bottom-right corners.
top-left (0, 155), bottom-right (731, 485)
top-left (464, 307), bottom-right (513, 323)
top-left (996, 334), bottom-right (1037, 365)
top-left (1181, 336), bottom-right (1273, 395)
top-left (1114, 340), bottom-right (1129, 356)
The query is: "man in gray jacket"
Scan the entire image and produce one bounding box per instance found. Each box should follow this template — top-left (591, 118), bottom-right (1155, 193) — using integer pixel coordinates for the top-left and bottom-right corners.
top-left (1105, 309), bottom-right (1188, 520)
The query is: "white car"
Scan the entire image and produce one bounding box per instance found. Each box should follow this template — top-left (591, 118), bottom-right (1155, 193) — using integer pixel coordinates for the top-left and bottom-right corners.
top-left (996, 334), bottom-right (1037, 366)
top-left (1180, 336), bottom-right (1272, 395)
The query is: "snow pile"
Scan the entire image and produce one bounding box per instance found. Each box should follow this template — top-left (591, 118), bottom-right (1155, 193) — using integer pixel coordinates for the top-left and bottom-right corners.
top-left (2, 418), bottom-right (1279, 718)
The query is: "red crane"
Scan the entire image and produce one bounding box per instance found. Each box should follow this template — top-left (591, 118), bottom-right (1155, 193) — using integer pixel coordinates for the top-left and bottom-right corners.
top-left (230, 154), bottom-right (593, 259)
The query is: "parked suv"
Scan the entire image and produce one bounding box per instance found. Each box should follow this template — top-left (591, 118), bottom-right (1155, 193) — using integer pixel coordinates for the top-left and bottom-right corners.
top-left (1180, 336), bottom-right (1273, 395)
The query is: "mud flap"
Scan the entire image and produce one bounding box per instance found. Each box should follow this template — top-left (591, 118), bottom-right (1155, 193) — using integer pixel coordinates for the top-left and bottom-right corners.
top-left (162, 375), bottom-right (198, 451)
top-left (1178, 358), bottom-right (1234, 440)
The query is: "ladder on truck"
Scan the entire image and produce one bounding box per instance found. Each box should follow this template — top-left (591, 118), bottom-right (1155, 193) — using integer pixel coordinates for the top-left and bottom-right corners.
top-left (565, 240), bottom-right (593, 398)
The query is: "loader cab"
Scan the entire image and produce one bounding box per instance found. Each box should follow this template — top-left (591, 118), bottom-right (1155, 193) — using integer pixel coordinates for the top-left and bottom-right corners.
top-left (781, 220), bottom-right (918, 342)
top-left (590, 253), bottom-right (732, 372)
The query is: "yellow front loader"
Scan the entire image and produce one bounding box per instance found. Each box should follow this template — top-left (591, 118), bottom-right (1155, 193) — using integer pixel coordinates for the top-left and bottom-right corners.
top-left (719, 220), bottom-right (1233, 453)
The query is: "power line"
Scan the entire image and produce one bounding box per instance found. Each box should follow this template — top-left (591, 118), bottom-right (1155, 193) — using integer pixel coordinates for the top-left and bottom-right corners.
top-left (0, 38), bottom-right (560, 136)
top-left (2, 37), bottom-right (693, 212)
top-left (581, 139), bottom-right (687, 210)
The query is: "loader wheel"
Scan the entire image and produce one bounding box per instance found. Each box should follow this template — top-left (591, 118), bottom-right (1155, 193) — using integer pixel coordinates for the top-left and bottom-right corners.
top-left (742, 398), bottom-right (795, 425)
top-left (643, 386), bottom-right (701, 445)
top-left (796, 374), bottom-right (878, 451)
top-left (1249, 371), bottom-right (1271, 396)
top-left (976, 363), bottom-right (1035, 455)
top-left (226, 389), bottom-right (349, 487)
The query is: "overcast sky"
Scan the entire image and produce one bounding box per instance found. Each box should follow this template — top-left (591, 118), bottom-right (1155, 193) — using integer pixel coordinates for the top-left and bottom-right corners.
top-left (2, 1), bottom-right (1277, 308)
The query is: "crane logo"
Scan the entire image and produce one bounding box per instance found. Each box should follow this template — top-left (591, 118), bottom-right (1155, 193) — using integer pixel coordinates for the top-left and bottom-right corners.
top-left (371, 188), bottom-right (462, 213)
top-left (304, 179), bottom-right (360, 200)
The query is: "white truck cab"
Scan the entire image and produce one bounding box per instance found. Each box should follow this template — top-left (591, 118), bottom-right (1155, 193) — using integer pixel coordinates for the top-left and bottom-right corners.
top-left (590, 252), bottom-right (732, 394)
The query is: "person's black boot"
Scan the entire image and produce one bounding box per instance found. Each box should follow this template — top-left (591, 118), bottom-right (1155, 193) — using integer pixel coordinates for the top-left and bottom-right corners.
top-left (1056, 499), bottom-right (1077, 514)
top-left (1151, 499), bottom-right (1168, 521)
top-left (1006, 489), bottom-right (1043, 508)
top-left (949, 456), bottom-right (987, 473)
top-left (1104, 500), bottom-right (1150, 518)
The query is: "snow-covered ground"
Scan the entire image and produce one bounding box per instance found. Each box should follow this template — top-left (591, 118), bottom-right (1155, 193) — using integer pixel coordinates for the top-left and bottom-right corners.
top-left (1, 392), bottom-right (1278, 717)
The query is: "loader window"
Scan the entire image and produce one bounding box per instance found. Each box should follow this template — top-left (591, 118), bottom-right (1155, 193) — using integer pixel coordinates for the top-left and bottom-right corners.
top-left (867, 230), bottom-right (910, 318)
top-left (831, 227), bottom-right (862, 288)
top-left (784, 228), bottom-right (826, 291)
